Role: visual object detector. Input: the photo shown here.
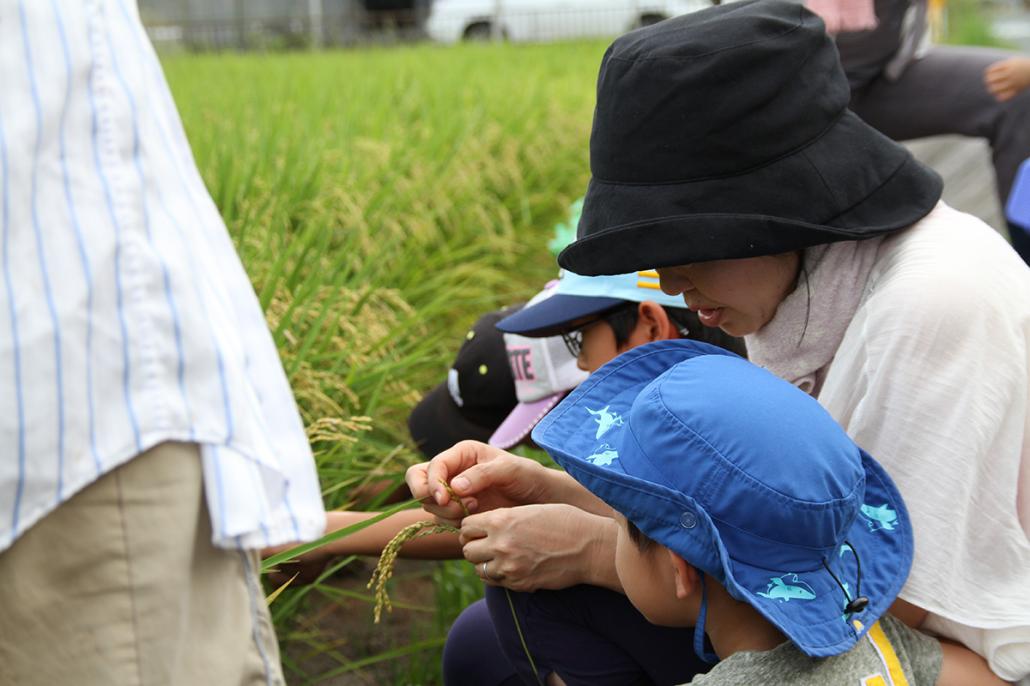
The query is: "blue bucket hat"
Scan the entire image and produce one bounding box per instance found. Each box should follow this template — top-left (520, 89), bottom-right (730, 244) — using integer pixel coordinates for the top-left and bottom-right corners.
top-left (531, 340), bottom-right (913, 660)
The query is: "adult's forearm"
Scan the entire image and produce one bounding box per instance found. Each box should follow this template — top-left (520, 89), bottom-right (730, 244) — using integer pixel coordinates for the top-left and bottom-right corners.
top-left (541, 467), bottom-right (614, 517)
top-left (578, 514), bottom-right (623, 592)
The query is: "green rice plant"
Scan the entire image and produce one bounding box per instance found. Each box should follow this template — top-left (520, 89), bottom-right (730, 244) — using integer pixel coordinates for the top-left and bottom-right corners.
top-left (368, 480), bottom-right (470, 624)
top-left (163, 39), bottom-right (608, 683)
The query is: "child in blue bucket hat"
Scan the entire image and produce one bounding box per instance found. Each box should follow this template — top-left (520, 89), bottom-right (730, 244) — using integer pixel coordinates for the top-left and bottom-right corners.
top-left (532, 339), bottom-right (941, 684)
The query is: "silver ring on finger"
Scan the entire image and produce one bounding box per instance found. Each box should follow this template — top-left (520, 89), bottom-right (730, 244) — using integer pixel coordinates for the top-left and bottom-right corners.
top-left (482, 560), bottom-right (502, 582)
top-left (480, 561), bottom-right (489, 580)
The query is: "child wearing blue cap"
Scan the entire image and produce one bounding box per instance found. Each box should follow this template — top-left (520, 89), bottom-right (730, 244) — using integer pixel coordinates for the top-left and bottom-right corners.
top-left (531, 340), bottom-right (939, 684)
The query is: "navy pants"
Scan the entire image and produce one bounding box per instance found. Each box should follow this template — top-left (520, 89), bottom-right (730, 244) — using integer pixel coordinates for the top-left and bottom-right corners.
top-left (443, 585), bottom-right (709, 686)
top-left (443, 596), bottom-right (522, 686)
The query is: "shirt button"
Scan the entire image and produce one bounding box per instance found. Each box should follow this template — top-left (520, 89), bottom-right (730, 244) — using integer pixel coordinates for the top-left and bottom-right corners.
top-left (680, 511), bottom-right (698, 529)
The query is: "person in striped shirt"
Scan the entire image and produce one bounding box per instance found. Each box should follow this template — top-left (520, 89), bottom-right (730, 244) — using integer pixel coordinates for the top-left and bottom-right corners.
top-left (0, 2), bottom-right (324, 684)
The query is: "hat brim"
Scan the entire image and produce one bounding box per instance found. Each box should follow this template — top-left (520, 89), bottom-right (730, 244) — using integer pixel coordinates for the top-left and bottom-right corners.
top-left (726, 448), bottom-right (912, 657)
top-left (488, 392), bottom-right (569, 449)
top-left (559, 111), bottom-right (943, 275)
top-left (496, 294), bottom-right (626, 337)
top-left (408, 383), bottom-right (502, 459)
top-left (533, 341), bottom-right (913, 657)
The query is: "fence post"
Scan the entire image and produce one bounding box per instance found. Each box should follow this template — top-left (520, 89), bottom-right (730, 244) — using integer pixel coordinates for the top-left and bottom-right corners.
top-left (179, 0), bottom-right (193, 48)
top-left (308, 0), bottom-right (324, 48)
top-left (234, 0), bottom-right (246, 49)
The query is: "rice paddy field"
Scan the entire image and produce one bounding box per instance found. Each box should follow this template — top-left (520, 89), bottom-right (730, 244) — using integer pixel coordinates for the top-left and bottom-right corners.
top-left (163, 40), bottom-right (608, 684)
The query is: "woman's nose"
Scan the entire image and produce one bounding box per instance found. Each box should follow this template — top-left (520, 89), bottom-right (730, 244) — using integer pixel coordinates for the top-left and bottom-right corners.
top-left (657, 267), bottom-right (693, 296)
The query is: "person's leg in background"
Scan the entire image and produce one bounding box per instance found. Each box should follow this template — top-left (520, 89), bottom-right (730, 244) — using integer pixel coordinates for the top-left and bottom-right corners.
top-left (484, 584), bottom-right (709, 686)
top-left (1010, 220), bottom-right (1030, 266)
top-left (849, 44), bottom-right (1030, 264)
top-left (0, 442), bottom-right (282, 686)
top-left (442, 598), bottom-right (522, 686)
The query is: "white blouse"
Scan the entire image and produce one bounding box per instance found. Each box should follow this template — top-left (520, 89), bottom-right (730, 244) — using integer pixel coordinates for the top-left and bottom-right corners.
top-left (818, 204), bottom-right (1030, 681)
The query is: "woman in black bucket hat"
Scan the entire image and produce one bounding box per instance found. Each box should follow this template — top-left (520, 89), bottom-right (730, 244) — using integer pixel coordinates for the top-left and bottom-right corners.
top-left (556, 0), bottom-right (1030, 683)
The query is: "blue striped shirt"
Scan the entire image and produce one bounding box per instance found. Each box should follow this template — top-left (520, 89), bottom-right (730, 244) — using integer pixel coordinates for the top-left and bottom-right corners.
top-left (0, 0), bottom-right (326, 551)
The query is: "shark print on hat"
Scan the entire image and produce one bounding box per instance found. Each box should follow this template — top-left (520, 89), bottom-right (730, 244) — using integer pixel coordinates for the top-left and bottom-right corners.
top-left (757, 574), bottom-right (817, 602)
top-left (585, 443), bottom-right (619, 467)
top-left (586, 406), bottom-right (625, 440)
top-left (859, 504), bottom-right (898, 533)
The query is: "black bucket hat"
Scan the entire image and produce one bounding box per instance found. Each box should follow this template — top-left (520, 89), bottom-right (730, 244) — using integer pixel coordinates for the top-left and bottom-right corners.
top-left (558, 0), bottom-right (942, 276)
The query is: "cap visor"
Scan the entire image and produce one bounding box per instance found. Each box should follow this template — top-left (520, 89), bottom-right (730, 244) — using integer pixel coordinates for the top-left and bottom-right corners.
top-left (496, 294), bottom-right (625, 337)
top-left (488, 392), bottom-right (568, 449)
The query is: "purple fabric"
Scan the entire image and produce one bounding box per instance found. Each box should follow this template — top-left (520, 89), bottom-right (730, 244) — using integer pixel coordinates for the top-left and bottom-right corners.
top-left (489, 394), bottom-right (563, 449)
top-left (483, 584), bottom-right (711, 686)
top-left (443, 599), bottom-right (521, 686)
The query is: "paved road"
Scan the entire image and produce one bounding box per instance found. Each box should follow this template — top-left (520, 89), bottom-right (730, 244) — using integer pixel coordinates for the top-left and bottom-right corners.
top-left (994, 8), bottom-right (1030, 51)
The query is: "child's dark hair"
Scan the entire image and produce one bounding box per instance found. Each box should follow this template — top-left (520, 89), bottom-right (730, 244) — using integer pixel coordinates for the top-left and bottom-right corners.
top-left (627, 519), bottom-right (657, 552)
top-left (607, 304), bottom-right (747, 357)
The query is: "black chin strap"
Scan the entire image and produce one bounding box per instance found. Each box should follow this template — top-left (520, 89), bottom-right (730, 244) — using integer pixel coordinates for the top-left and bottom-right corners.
top-left (821, 540), bottom-right (870, 616)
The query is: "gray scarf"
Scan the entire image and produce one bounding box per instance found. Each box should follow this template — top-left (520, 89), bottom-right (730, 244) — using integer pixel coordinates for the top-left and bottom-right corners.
top-left (744, 237), bottom-right (884, 396)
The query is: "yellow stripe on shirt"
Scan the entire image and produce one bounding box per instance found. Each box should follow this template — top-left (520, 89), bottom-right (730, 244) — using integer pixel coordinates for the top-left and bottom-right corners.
top-left (865, 621), bottom-right (910, 686)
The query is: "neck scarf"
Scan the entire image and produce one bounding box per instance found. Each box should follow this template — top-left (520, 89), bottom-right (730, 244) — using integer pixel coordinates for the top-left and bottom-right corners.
top-left (745, 237), bottom-right (884, 396)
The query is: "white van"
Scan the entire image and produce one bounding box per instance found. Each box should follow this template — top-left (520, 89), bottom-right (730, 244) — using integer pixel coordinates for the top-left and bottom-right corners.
top-left (425, 0), bottom-right (715, 43)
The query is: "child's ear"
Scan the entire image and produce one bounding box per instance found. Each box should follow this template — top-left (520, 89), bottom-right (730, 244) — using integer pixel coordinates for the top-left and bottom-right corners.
top-left (667, 548), bottom-right (700, 600)
top-left (637, 301), bottom-right (674, 343)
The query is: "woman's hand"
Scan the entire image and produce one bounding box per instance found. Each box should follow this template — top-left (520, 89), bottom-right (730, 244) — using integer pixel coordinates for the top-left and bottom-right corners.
top-left (405, 440), bottom-right (553, 523)
top-left (459, 503), bottom-right (621, 593)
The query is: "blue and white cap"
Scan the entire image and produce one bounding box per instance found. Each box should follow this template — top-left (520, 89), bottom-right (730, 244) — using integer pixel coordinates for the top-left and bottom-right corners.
top-left (489, 283), bottom-right (588, 449)
top-left (496, 270), bottom-right (687, 337)
top-left (532, 340), bottom-right (913, 659)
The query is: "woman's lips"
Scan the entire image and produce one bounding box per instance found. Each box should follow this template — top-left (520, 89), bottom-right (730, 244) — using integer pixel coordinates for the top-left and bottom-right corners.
top-left (697, 307), bottom-right (724, 327)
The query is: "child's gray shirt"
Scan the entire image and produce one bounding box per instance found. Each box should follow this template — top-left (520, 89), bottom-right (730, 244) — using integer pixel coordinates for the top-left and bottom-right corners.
top-left (684, 615), bottom-right (942, 686)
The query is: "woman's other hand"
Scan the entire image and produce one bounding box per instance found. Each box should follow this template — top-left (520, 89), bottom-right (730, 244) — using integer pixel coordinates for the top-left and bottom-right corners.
top-left (459, 504), bottom-right (621, 593)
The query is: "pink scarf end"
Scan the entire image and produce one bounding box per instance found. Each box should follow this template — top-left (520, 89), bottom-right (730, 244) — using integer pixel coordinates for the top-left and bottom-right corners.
top-left (806, 0), bottom-right (879, 34)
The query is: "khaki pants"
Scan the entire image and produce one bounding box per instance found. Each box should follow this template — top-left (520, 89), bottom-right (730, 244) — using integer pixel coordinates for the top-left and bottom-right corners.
top-left (0, 442), bottom-right (284, 686)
